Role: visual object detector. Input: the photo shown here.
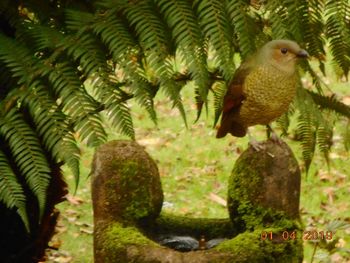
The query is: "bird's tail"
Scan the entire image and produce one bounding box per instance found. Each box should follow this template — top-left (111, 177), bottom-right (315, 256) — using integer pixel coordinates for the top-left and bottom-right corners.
top-left (216, 124), bottom-right (228, 138)
top-left (216, 117), bottom-right (247, 138)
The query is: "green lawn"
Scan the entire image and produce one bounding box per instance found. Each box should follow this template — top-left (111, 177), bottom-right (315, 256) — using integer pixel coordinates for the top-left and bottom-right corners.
top-left (48, 78), bottom-right (350, 262)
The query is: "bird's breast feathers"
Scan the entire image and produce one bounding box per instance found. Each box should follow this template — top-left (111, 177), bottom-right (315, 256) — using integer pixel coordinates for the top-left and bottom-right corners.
top-left (240, 65), bottom-right (297, 125)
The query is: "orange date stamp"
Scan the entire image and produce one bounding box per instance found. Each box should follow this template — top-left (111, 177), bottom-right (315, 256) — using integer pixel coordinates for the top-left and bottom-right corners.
top-left (260, 230), bottom-right (333, 241)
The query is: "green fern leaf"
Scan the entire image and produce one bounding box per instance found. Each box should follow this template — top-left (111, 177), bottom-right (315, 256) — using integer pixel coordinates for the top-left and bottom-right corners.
top-left (212, 80), bottom-right (227, 127)
top-left (157, 0), bottom-right (209, 100)
top-left (296, 88), bottom-right (319, 173)
top-left (276, 103), bottom-right (295, 137)
top-left (24, 81), bottom-right (81, 187)
top-left (325, 0), bottom-right (350, 76)
top-left (194, 0), bottom-right (235, 80)
top-left (307, 90), bottom-right (350, 118)
top-left (0, 34), bottom-right (38, 85)
top-left (45, 62), bottom-right (107, 146)
top-left (93, 78), bottom-right (135, 139)
top-left (265, 1), bottom-right (289, 39)
top-left (0, 109), bottom-right (50, 218)
top-left (343, 120), bottom-right (350, 151)
top-left (317, 112), bottom-right (334, 167)
top-left (226, 0), bottom-right (258, 59)
top-left (0, 149), bottom-right (29, 231)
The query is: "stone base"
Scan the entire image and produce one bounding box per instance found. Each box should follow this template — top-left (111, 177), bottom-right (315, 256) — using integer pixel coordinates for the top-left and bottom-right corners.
top-left (91, 140), bottom-right (303, 263)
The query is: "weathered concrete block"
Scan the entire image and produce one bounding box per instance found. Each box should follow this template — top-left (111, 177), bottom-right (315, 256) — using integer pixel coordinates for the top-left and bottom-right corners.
top-left (91, 140), bottom-right (163, 224)
top-left (227, 139), bottom-right (301, 231)
top-left (91, 139), bottom-right (303, 263)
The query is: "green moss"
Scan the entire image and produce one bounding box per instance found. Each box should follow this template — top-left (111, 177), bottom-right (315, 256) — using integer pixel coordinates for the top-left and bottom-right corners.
top-left (225, 147), bottom-right (303, 262)
top-left (119, 161), bottom-right (151, 219)
top-left (227, 152), bottom-right (264, 230)
top-left (105, 159), bottom-right (162, 222)
top-left (215, 229), bottom-right (303, 263)
top-left (102, 222), bottom-right (159, 262)
top-left (105, 222), bottom-right (154, 249)
top-left (149, 213), bottom-right (237, 239)
top-left (94, 140), bottom-right (303, 262)
top-left (228, 147), bottom-right (301, 231)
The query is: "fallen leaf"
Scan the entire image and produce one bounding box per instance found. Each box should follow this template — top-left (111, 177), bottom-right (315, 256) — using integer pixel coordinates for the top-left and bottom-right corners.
top-left (323, 187), bottom-right (335, 205)
top-left (66, 195), bottom-right (84, 205)
top-left (208, 193), bottom-right (227, 207)
top-left (49, 239), bottom-right (62, 250)
top-left (80, 228), bottom-right (93, 235)
top-left (342, 95), bottom-right (350, 106)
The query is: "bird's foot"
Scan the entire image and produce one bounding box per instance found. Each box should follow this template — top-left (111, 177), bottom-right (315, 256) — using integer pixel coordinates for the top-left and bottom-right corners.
top-left (248, 138), bottom-right (265, 152)
top-left (266, 125), bottom-right (284, 145)
top-left (270, 132), bottom-right (284, 145)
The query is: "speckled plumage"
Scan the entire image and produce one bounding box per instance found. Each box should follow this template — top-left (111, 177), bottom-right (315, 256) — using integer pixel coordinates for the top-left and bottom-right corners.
top-left (216, 39), bottom-right (308, 138)
top-left (239, 65), bottom-right (297, 126)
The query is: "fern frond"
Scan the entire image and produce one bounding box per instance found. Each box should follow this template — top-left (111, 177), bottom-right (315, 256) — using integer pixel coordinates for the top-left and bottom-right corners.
top-left (26, 22), bottom-right (109, 77)
top-left (0, 109), bottom-right (50, 217)
top-left (91, 10), bottom-right (137, 60)
top-left (226, 0), bottom-right (258, 59)
top-left (297, 111), bottom-right (316, 174)
top-left (307, 90), bottom-right (350, 118)
top-left (0, 149), bottom-right (29, 231)
top-left (24, 81), bottom-right (81, 186)
top-left (65, 9), bottom-right (95, 32)
top-left (265, 1), bottom-right (289, 39)
top-left (45, 62), bottom-right (107, 146)
top-left (276, 103), bottom-right (295, 137)
top-left (295, 87), bottom-right (340, 173)
top-left (63, 33), bottom-right (109, 77)
top-left (16, 23), bottom-right (61, 52)
top-left (124, 1), bottom-right (189, 121)
top-left (124, 0), bottom-right (172, 76)
top-left (303, 0), bottom-right (326, 62)
top-left (317, 111), bottom-right (334, 167)
top-left (93, 78), bottom-right (135, 139)
top-left (0, 34), bottom-right (38, 85)
top-left (343, 119), bottom-right (350, 151)
top-left (282, 0), bottom-right (303, 42)
top-left (296, 88), bottom-right (318, 173)
top-left (90, 10), bottom-right (158, 124)
top-left (325, 0), bottom-right (350, 76)
top-left (212, 80), bottom-right (227, 127)
top-left (157, 0), bottom-right (209, 99)
top-left (160, 78), bottom-right (188, 127)
top-left (194, 0), bottom-right (235, 80)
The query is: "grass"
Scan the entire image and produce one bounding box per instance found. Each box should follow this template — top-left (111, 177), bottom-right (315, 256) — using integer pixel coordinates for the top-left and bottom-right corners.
top-left (49, 73), bottom-right (350, 263)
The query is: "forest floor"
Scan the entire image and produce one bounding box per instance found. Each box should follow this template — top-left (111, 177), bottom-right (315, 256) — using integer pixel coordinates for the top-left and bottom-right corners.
top-left (46, 73), bottom-right (350, 263)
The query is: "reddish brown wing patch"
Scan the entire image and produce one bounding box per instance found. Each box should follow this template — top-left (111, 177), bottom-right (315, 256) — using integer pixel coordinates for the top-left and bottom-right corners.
top-left (216, 65), bottom-right (250, 138)
top-left (222, 66), bottom-right (249, 113)
top-left (222, 84), bottom-right (245, 113)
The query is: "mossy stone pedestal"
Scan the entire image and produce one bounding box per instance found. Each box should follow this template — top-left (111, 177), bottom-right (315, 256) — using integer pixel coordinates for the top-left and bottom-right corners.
top-left (91, 139), bottom-right (303, 263)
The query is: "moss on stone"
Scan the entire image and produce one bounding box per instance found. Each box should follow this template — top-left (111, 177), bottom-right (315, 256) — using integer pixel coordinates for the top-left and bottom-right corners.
top-left (228, 139), bottom-right (301, 232)
top-left (105, 222), bottom-right (155, 249)
top-left (114, 160), bottom-right (159, 221)
top-left (92, 140), bottom-right (163, 225)
top-left (92, 140), bottom-right (303, 262)
top-left (214, 228), bottom-right (303, 263)
top-left (148, 213), bottom-right (236, 240)
top-left (100, 222), bottom-right (158, 263)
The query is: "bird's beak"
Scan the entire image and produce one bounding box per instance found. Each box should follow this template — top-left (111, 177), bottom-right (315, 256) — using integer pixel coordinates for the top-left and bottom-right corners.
top-left (296, 49), bottom-right (309, 58)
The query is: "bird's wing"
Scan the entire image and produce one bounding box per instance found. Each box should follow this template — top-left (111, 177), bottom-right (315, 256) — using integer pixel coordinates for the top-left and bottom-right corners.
top-left (222, 64), bottom-right (250, 113)
top-left (216, 63), bottom-right (251, 138)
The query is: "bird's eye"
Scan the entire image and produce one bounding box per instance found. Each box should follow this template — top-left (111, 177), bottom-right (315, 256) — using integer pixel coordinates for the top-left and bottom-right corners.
top-left (280, 48), bottom-right (288, 54)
